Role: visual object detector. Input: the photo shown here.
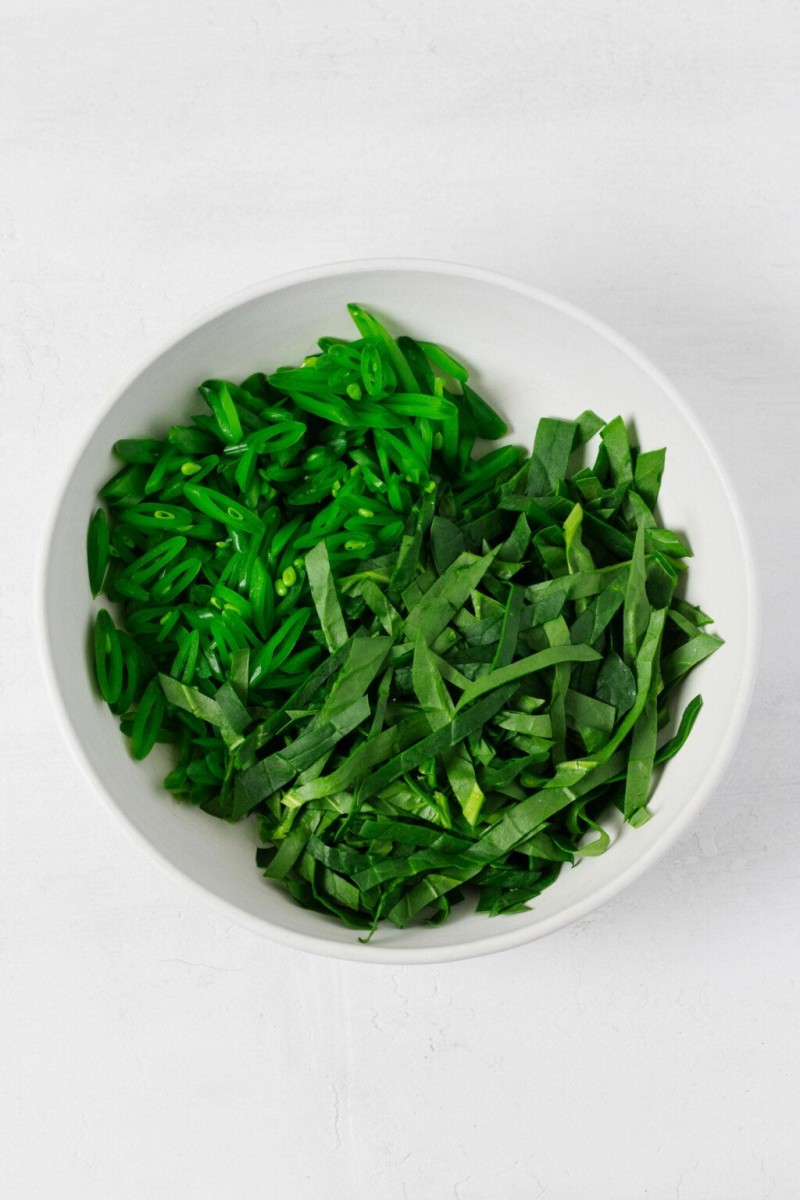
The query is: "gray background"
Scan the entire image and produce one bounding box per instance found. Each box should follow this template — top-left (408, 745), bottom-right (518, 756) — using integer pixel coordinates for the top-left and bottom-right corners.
top-left (2, 2), bottom-right (798, 1196)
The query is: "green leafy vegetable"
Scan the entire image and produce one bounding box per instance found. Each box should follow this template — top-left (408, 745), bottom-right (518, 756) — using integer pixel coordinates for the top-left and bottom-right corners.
top-left (305, 541), bottom-right (348, 651)
top-left (87, 305), bottom-right (723, 937)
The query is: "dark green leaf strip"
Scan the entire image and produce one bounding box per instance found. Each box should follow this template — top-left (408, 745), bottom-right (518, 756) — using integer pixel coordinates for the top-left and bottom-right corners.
top-left (456, 643), bottom-right (601, 712)
top-left (623, 521), bottom-right (650, 666)
top-left (404, 550), bottom-right (497, 646)
top-left (661, 633), bottom-right (724, 687)
top-left (525, 418), bottom-right (576, 496)
top-left (305, 541), bottom-right (349, 651)
top-left (623, 698), bottom-right (658, 821)
top-left (633, 448), bottom-right (665, 510)
top-left (491, 585), bottom-right (525, 671)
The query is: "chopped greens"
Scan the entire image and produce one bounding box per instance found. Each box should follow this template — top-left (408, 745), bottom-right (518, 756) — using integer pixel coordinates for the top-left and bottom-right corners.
top-left (88, 306), bottom-right (723, 938)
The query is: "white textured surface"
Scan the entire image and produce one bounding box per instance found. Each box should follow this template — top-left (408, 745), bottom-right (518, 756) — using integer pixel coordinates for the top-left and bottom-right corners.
top-left (2, 2), bottom-right (798, 1196)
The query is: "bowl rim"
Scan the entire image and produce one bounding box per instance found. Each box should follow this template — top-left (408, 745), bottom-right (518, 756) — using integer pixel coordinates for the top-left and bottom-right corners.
top-left (37, 256), bottom-right (760, 964)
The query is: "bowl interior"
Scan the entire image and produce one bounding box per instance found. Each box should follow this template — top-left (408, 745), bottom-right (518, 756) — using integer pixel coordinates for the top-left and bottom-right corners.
top-left (42, 263), bottom-right (756, 962)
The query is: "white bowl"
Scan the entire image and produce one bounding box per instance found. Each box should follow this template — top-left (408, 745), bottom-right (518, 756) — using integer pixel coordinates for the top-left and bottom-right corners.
top-left (40, 259), bottom-right (757, 963)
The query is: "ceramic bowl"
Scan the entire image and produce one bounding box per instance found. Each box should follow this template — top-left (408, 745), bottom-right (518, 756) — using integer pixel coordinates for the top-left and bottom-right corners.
top-left (41, 259), bottom-right (757, 962)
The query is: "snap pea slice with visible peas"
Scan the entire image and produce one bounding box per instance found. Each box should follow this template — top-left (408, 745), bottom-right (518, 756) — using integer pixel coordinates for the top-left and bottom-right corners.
top-left (360, 342), bottom-right (384, 396)
top-left (130, 678), bottom-right (166, 760)
top-left (347, 303), bottom-right (418, 393)
top-left (108, 632), bottom-right (144, 717)
top-left (120, 536), bottom-right (188, 585)
top-left (249, 607), bottom-right (312, 687)
top-left (170, 628), bottom-right (201, 685)
top-left (124, 503), bottom-right (194, 532)
top-left (151, 557), bottom-right (202, 604)
top-left (160, 454), bottom-right (220, 501)
top-left (182, 483), bottom-right (262, 534)
top-left (93, 609), bottom-right (124, 706)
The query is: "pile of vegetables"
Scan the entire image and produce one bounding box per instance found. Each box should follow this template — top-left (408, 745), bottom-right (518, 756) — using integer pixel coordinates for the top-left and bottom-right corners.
top-left (88, 304), bottom-right (722, 935)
